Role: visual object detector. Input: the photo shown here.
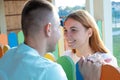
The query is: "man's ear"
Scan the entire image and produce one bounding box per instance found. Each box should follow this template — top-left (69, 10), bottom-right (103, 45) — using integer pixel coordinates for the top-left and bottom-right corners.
top-left (45, 23), bottom-right (52, 37)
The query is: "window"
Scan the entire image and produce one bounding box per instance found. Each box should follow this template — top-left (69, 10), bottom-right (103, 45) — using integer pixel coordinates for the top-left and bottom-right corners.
top-left (111, 0), bottom-right (120, 66)
top-left (55, 0), bottom-right (85, 21)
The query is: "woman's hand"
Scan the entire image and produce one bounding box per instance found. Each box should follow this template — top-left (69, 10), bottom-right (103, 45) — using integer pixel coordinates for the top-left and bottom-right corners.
top-left (78, 56), bottom-right (102, 80)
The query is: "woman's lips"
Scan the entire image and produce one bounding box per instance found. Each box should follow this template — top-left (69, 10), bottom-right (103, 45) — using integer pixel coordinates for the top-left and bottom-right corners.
top-left (67, 40), bottom-right (76, 46)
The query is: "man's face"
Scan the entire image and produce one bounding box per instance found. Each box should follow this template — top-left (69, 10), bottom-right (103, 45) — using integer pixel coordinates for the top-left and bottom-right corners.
top-left (48, 13), bottom-right (61, 52)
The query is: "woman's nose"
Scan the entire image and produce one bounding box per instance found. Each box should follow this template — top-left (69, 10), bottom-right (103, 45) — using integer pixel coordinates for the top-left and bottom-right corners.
top-left (64, 31), bottom-right (71, 38)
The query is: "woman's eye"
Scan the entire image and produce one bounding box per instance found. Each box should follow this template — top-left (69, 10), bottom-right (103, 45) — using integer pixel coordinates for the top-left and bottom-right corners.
top-left (71, 29), bottom-right (76, 31)
top-left (64, 29), bottom-right (67, 32)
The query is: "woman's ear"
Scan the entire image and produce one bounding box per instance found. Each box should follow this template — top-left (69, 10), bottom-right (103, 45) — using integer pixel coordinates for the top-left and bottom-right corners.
top-left (88, 28), bottom-right (93, 37)
top-left (45, 23), bottom-right (52, 37)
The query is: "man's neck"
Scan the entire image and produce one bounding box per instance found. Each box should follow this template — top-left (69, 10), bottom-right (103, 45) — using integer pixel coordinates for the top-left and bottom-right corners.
top-left (24, 37), bottom-right (46, 56)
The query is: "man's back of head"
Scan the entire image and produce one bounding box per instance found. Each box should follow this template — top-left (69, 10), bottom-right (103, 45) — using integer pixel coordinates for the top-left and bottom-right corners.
top-left (22, 0), bottom-right (55, 36)
top-left (21, 0), bottom-right (60, 54)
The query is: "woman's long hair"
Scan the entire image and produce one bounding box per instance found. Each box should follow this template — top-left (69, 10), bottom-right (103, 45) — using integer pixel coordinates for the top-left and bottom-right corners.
top-left (65, 10), bottom-right (109, 53)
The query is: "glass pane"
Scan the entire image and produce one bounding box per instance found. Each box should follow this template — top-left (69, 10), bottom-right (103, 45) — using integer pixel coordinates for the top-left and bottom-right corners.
top-left (55, 0), bottom-right (85, 22)
top-left (111, 0), bottom-right (120, 66)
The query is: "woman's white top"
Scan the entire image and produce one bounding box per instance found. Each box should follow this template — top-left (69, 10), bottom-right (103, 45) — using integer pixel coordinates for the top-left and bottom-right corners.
top-left (63, 50), bottom-right (118, 67)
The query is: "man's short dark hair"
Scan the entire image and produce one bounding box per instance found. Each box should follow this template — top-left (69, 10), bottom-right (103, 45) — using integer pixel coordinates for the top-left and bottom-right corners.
top-left (21, 0), bottom-right (55, 36)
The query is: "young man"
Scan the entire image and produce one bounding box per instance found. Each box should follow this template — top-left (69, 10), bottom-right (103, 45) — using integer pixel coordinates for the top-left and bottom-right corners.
top-left (0, 0), bottom-right (67, 80)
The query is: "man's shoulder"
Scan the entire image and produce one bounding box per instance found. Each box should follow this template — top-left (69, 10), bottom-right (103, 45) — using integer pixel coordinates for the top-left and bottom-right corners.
top-left (43, 59), bottom-right (68, 80)
top-left (31, 57), bottom-right (61, 69)
top-left (24, 57), bottom-right (67, 80)
top-left (30, 57), bottom-right (67, 79)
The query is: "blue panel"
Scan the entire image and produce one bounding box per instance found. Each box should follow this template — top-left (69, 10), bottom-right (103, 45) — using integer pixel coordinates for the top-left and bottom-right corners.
top-left (76, 62), bottom-right (83, 80)
top-left (8, 32), bottom-right (18, 48)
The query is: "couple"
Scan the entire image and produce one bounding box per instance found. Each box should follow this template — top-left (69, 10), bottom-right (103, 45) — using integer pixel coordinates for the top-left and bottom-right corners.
top-left (0, 0), bottom-right (119, 80)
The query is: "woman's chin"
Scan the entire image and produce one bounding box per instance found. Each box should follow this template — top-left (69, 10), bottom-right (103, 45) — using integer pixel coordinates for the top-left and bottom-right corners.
top-left (68, 46), bottom-right (76, 49)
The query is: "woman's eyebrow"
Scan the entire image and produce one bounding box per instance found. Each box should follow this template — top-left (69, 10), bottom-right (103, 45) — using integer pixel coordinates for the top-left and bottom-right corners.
top-left (70, 26), bottom-right (78, 29)
top-left (63, 27), bottom-right (66, 29)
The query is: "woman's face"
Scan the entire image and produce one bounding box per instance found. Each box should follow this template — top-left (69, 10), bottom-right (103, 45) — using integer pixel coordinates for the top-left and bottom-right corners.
top-left (64, 18), bottom-right (91, 49)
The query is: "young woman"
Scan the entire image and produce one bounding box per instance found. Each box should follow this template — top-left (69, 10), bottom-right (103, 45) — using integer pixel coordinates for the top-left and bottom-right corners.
top-left (63, 10), bottom-right (118, 80)
top-left (64, 10), bottom-right (118, 66)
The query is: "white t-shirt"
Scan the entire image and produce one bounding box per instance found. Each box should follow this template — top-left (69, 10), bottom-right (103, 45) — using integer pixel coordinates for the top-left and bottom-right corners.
top-left (87, 52), bottom-right (118, 67)
top-left (63, 50), bottom-right (118, 67)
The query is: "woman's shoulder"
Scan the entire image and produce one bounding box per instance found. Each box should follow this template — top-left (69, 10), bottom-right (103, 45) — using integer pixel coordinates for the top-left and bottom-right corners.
top-left (96, 52), bottom-right (118, 67)
top-left (96, 52), bottom-right (115, 58)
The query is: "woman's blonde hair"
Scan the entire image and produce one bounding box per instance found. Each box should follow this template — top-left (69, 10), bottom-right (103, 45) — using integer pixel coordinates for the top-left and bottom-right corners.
top-left (65, 10), bottom-right (109, 53)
